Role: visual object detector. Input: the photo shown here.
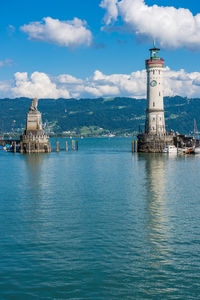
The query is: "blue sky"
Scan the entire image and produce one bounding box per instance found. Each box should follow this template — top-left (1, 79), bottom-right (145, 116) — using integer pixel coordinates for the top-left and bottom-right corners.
top-left (0, 0), bottom-right (200, 99)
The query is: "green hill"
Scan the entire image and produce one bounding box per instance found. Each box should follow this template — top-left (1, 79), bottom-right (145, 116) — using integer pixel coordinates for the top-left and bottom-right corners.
top-left (0, 96), bottom-right (199, 136)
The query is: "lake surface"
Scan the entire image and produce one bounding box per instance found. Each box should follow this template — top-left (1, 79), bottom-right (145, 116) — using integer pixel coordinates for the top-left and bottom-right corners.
top-left (0, 137), bottom-right (200, 299)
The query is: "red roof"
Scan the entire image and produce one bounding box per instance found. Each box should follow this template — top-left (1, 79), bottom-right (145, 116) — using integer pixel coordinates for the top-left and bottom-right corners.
top-left (146, 59), bottom-right (164, 65)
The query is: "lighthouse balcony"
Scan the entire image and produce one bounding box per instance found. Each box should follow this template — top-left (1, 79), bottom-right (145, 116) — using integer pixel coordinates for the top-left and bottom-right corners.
top-left (146, 58), bottom-right (164, 66)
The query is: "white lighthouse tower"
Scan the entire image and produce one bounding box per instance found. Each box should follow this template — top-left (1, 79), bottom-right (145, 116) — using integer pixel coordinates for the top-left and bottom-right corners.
top-left (145, 43), bottom-right (165, 135)
top-left (137, 44), bottom-right (174, 152)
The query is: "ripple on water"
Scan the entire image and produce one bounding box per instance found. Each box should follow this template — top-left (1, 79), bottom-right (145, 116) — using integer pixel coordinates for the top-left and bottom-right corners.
top-left (0, 140), bottom-right (200, 299)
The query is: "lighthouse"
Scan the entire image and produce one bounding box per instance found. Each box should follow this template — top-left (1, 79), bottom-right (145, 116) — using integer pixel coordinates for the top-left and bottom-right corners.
top-left (137, 44), bottom-right (174, 152)
top-left (145, 44), bottom-right (165, 135)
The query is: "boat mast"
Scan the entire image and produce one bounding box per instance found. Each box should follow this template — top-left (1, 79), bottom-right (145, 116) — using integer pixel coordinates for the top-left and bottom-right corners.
top-left (194, 119), bottom-right (196, 147)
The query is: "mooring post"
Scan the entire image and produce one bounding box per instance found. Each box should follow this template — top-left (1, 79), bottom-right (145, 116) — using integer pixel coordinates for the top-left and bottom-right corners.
top-left (56, 141), bottom-right (59, 152)
top-left (47, 143), bottom-right (51, 153)
top-left (135, 140), bottom-right (138, 153)
top-left (132, 140), bottom-right (134, 153)
top-left (28, 142), bottom-right (31, 154)
top-left (66, 141), bottom-right (68, 152)
top-left (20, 142), bottom-right (23, 154)
top-left (72, 140), bottom-right (75, 151)
top-left (13, 142), bottom-right (16, 153)
top-left (76, 140), bottom-right (78, 151)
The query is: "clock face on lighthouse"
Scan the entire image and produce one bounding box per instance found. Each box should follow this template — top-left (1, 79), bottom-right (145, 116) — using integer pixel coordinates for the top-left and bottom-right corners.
top-left (150, 80), bottom-right (157, 87)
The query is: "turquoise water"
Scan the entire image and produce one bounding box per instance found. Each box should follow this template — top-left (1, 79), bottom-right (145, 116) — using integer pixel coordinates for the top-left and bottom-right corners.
top-left (0, 138), bottom-right (200, 299)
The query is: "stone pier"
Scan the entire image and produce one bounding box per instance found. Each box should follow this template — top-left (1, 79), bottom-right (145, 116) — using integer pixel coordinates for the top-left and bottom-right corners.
top-left (137, 133), bottom-right (174, 153)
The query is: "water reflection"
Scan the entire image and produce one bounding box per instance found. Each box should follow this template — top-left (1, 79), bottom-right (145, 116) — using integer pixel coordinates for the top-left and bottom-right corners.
top-left (23, 153), bottom-right (49, 212)
top-left (24, 154), bottom-right (45, 188)
top-left (25, 153), bottom-right (45, 168)
top-left (23, 153), bottom-right (54, 236)
top-left (141, 154), bottom-right (171, 266)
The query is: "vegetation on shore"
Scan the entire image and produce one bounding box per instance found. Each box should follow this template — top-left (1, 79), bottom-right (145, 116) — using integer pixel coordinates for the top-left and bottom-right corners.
top-left (0, 96), bottom-right (199, 137)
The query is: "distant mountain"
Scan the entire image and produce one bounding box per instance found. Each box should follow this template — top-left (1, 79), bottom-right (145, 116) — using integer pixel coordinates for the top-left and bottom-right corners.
top-left (0, 96), bottom-right (199, 136)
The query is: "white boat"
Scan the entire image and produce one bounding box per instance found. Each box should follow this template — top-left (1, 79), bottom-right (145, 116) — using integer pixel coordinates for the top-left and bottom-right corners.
top-left (195, 147), bottom-right (200, 154)
top-left (163, 145), bottom-right (177, 153)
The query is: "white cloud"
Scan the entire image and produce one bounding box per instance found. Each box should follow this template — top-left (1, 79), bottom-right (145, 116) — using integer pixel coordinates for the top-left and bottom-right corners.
top-left (89, 70), bottom-right (146, 97)
top-left (0, 68), bottom-right (200, 99)
top-left (100, 0), bottom-right (118, 25)
top-left (12, 72), bottom-right (70, 99)
top-left (164, 68), bottom-right (200, 98)
top-left (57, 74), bottom-right (83, 84)
top-left (100, 0), bottom-right (200, 50)
top-left (21, 17), bottom-right (92, 48)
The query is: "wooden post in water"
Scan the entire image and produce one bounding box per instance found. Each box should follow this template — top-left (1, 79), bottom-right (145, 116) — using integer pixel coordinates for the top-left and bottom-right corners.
top-left (20, 142), bottom-right (23, 154)
top-left (76, 140), bottom-right (78, 151)
top-left (72, 140), bottom-right (75, 151)
top-left (28, 142), bottom-right (31, 154)
top-left (132, 140), bottom-right (134, 153)
top-left (13, 142), bottom-right (16, 153)
top-left (66, 141), bottom-right (68, 152)
top-left (135, 140), bottom-right (138, 153)
top-left (56, 141), bottom-right (59, 152)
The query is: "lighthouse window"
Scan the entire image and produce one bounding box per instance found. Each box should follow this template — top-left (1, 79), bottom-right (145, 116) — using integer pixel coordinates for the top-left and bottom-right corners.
top-left (159, 70), bottom-right (160, 75)
top-left (153, 70), bottom-right (155, 75)
top-left (159, 92), bottom-right (161, 96)
top-left (153, 102), bottom-right (155, 107)
top-left (160, 117), bottom-right (162, 121)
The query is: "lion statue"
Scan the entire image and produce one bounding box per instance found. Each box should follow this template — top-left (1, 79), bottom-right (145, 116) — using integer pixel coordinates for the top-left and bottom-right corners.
top-left (30, 98), bottom-right (38, 111)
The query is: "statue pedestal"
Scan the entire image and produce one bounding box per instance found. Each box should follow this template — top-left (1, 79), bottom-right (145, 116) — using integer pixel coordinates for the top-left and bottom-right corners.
top-left (20, 105), bottom-right (51, 153)
top-left (26, 110), bottom-right (43, 131)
